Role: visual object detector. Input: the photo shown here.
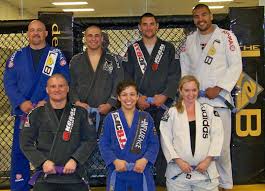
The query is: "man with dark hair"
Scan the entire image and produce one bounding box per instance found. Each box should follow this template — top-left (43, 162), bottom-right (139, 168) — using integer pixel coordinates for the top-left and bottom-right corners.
top-left (20, 74), bottom-right (97, 191)
top-left (4, 20), bottom-right (70, 191)
top-left (123, 12), bottom-right (181, 186)
top-left (180, 4), bottom-right (242, 191)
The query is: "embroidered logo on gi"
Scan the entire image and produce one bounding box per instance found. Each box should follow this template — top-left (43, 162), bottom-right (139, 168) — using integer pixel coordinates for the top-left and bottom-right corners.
top-left (133, 43), bottom-right (147, 74)
top-left (152, 44), bottom-right (165, 71)
top-left (42, 51), bottom-right (58, 76)
top-left (112, 112), bottom-right (127, 149)
top-left (214, 110), bottom-right (220, 117)
top-left (201, 105), bottom-right (209, 139)
top-left (63, 108), bottom-right (76, 141)
top-left (8, 51), bottom-right (17, 68)
top-left (103, 59), bottom-right (113, 74)
top-left (131, 112), bottom-right (148, 154)
top-left (222, 30), bottom-right (235, 51)
top-left (60, 59), bottom-right (67, 66)
top-left (161, 109), bottom-right (170, 122)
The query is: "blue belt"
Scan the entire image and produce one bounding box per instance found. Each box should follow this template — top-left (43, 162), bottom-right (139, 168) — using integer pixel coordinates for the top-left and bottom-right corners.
top-left (199, 90), bottom-right (237, 113)
top-left (87, 107), bottom-right (100, 131)
top-left (109, 163), bottom-right (148, 191)
top-left (146, 97), bottom-right (168, 110)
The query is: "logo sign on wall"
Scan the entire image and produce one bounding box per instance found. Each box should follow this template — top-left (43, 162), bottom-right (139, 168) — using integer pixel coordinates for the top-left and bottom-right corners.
top-left (230, 6), bottom-right (264, 184)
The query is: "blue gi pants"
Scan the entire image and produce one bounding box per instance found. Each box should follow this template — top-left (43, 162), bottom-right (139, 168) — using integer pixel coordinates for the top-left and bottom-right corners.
top-left (10, 117), bottom-right (30, 191)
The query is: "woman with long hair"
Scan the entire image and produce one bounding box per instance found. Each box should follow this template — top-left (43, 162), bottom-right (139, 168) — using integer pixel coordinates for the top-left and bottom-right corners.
top-left (99, 80), bottom-right (159, 191)
top-left (160, 75), bottom-right (224, 191)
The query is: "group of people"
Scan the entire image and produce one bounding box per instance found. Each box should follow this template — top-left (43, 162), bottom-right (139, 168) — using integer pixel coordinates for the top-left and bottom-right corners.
top-left (4, 3), bottom-right (242, 191)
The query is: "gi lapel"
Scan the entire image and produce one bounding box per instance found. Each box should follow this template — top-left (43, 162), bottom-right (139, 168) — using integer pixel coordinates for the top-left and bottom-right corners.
top-left (130, 111), bottom-right (148, 154)
top-left (194, 102), bottom-right (210, 161)
top-left (84, 51), bottom-right (106, 103)
top-left (182, 105), bottom-right (194, 160)
top-left (29, 46), bottom-right (54, 103)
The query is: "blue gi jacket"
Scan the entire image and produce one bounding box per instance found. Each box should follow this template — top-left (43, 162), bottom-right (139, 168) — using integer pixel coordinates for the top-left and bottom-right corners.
top-left (4, 45), bottom-right (70, 115)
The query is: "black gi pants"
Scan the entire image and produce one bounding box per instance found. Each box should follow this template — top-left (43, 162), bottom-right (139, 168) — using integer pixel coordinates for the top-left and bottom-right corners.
top-left (33, 182), bottom-right (88, 191)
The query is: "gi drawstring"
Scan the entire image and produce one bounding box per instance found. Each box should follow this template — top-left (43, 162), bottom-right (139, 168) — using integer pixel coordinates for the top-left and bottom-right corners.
top-left (146, 97), bottom-right (168, 110)
top-left (109, 163), bottom-right (148, 191)
top-left (87, 107), bottom-right (100, 131)
top-left (199, 90), bottom-right (237, 113)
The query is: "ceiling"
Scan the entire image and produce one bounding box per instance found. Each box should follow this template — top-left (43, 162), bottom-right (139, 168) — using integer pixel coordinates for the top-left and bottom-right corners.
top-left (4, 0), bottom-right (260, 18)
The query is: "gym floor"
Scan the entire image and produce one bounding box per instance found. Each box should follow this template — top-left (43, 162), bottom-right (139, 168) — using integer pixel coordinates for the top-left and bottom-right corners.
top-left (1, 184), bottom-right (265, 191)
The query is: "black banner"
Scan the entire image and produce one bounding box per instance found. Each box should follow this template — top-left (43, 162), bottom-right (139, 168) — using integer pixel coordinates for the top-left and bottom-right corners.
top-left (230, 7), bottom-right (265, 184)
top-left (38, 12), bottom-right (73, 62)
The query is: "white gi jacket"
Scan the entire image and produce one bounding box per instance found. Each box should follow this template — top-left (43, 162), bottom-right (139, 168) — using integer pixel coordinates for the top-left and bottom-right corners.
top-left (180, 25), bottom-right (242, 107)
top-left (160, 101), bottom-right (224, 181)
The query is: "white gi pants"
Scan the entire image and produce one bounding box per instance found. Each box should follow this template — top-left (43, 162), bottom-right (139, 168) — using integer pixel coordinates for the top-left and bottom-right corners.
top-left (166, 176), bottom-right (219, 191)
top-left (215, 108), bottom-right (233, 189)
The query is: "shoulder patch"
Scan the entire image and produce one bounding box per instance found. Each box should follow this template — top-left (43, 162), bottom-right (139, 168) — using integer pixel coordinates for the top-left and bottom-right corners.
top-left (214, 110), bottom-right (220, 117)
top-left (161, 109), bottom-right (170, 122)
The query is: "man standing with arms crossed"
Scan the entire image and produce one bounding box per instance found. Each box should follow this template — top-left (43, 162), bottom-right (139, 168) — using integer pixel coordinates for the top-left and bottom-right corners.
top-left (123, 13), bottom-right (181, 186)
top-left (180, 4), bottom-right (242, 190)
top-left (4, 20), bottom-right (70, 191)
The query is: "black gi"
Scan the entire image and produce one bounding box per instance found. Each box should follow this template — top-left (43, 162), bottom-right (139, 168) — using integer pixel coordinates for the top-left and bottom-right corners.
top-left (123, 38), bottom-right (181, 186)
top-left (69, 50), bottom-right (124, 108)
top-left (20, 102), bottom-right (97, 191)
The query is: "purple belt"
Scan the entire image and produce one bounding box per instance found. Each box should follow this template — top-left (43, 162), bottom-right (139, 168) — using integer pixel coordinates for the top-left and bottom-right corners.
top-left (28, 166), bottom-right (64, 186)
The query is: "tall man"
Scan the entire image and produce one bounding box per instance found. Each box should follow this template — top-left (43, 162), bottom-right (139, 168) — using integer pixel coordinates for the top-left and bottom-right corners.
top-left (20, 74), bottom-right (97, 191)
top-left (69, 25), bottom-right (123, 123)
top-left (123, 13), bottom-right (181, 186)
top-left (4, 20), bottom-right (70, 191)
top-left (180, 4), bottom-right (242, 190)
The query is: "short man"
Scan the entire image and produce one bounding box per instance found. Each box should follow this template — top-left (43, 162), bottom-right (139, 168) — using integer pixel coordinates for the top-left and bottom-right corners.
top-left (123, 13), bottom-right (181, 186)
top-left (69, 25), bottom-right (123, 129)
top-left (180, 4), bottom-right (242, 190)
top-left (4, 20), bottom-right (70, 191)
top-left (20, 74), bottom-right (97, 191)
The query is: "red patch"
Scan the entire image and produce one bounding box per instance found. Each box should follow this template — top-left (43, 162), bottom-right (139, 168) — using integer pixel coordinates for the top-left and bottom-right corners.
top-left (60, 59), bottom-right (67, 66)
top-left (63, 131), bottom-right (70, 141)
top-left (152, 63), bottom-right (159, 71)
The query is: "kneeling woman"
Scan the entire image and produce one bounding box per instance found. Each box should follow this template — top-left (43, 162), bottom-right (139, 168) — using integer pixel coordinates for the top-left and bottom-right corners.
top-left (160, 75), bottom-right (224, 191)
top-left (99, 80), bottom-right (159, 191)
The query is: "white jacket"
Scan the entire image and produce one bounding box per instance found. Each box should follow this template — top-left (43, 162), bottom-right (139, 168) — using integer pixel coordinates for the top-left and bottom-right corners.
top-left (160, 101), bottom-right (224, 180)
top-left (180, 25), bottom-right (242, 107)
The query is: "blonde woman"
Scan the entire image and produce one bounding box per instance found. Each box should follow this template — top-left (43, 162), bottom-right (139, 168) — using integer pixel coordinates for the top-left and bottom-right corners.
top-left (160, 75), bottom-right (224, 191)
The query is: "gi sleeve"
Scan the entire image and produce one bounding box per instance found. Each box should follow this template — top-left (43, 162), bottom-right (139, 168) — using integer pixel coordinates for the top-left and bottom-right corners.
top-left (216, 31), bottom-right (242, 92)
top-left (4, 56), bottom-right (26, 112)
top-left (162, 43), bottom-right (181, 99)
top-left (71, 108), bottom-right (97, 165)
top-left (160, 109), bottom-right (180, 163)
top-left (143, 114), bottom-right (159, 164)
top-left (107, 55), bottom-right (124, 107)
top-left (20, 110), bottom-right (48, 168)
top-left (179, 39), bottom-right (192, 77)
top-left (69, 57), bottom-right (81, 104)
top-left (99, 114), bottom-right (118, 166)
top-left (208, 110), bottom-right (224, 157)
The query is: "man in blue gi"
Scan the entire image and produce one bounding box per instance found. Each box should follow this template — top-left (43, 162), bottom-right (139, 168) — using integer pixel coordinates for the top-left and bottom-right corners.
top-left (4, 20), bottom-right (70, 191)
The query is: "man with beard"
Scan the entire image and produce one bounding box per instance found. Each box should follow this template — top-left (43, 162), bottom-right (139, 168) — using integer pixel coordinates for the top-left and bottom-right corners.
top-left (69, 25), bottom-right (123, 132)
top-left (4, 20), bottom-right (70, 191)
top-left (180, 4), bottom-right (242, 191)
top-left (123, 13), bottom-right (181, 186)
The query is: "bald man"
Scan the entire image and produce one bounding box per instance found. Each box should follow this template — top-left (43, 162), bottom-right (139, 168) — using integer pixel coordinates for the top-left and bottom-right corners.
top-left (4, 20), bottom-right (70, 191)
top-left (69, 25), bottom-right (123, 131)
top-left (20, 74), bottom-right (96, 191)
